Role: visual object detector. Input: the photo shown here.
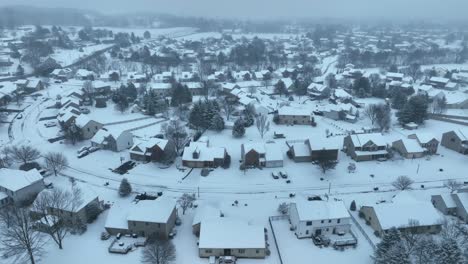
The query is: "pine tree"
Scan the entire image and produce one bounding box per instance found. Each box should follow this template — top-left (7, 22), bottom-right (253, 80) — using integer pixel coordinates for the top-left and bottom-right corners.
top-left (232, 119), bottom-right (245, 138)
top-left (210, 113), bottom-right (225, 131)
top-left (350, 200), bottom-right (356, 211)
top-left (435, 238), bottom-right (464, 264)
top-left (118, 178), bottom-right (132, 197)
top-left (374, 228), bottom-right (402, 261)
top-left (391, 92), bottom-right (408, 110)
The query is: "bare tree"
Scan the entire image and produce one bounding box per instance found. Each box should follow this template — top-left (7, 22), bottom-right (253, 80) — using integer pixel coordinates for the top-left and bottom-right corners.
top-left (222, 97), bottom-right (235, 121)
top-left (141, 238), bottom-right (176, 264)
top-left (0, 206), bottom-right (46, 264)
top-left (161, 119), bottom-right (188, 155)
top-left (313, 158), bottom-right (338, 175)
top-left (5, 145), bottom-right (41, 165)
top-left (248, 85), bottom-right (257, 95)
top-left (392, 176), bottom-right (414, 190)
top-left (444, 180), bottom-right (462, 193)
top-left (0, 147), bottom-right (12, 168)
top-left (177, 193), bottom-right (196, 215)
top-left (44, 152), bottom-right (69, 176)
top-left (255, 114), bottom-right (270, 139)
top-left (364, 104), bottom-right (378, 125)
top-left (32, 187), bottom-right (82, 249)
top-left (82, 80), bottom-right (94, 104)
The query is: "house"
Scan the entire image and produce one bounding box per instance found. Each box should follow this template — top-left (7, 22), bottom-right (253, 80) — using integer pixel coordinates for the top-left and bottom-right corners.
top-left (192, 204), bottom-right (221, 236)
top-left (287, 138), bottom-right (339, 162)
top-left (75, 69), bottom-right (96, 80)
top-left (99, 70), bottom-right (120, 82)
top-left (127, 72), bottom-right (147, 83)
top-left (0, 169), bottom-right (44, 207)
top-left (222, 83), bottom-right (240, 93)
top-left (198, 218), bottom-right (266, 259)
top-left (24, 80), bottom-right (44, 93)
top-left (34, 183), bottom-right (100, 225)
top-left (360, 192), bottom-right (442, 236)
top-left (320, 103), bottom-right (357, 123)
top-left (386, 72), bottom-right (404, 82)
top-left (241, 143), bottom-right (283, 168)
top-left (429, 77), bottom-right (450, 89)
top-left (408, 133), bottom-right (439, 154)
top-left (183, 82), bottom-right (204, 96)
top-left (278, 78), bottom-right (294, 90)
top-left (277, 107), bottom-right (312, 125)
top-left (148, 83), bottom-right (172, 97)
top-left (92, 81), bottom-right (112, 95)
top-left (50, 68), bottom-right (72, 80)
top-left (432, 190), bottom-right (468, 223)
top-left (130, 138), bottom-right (175, 163)
top-left (105, 198), bottom-right (177, 239)
top-left (182, 141), bottom-right (228, 168)
top-left (289, 201), bottom-right (353, 241)
top-left (74, 115), bottom-right (103, 140)
top-left (307, 83), bottom-right (330, 98)
top-left (91, 128), bottom-right (134, 152)
top-left (343, 133), bottom-right (388, 161)
top-left (441, 129), bottom-right (468, 154)
top-left (333, 88), bottom-right (353, 100)
top-left (392, 138), bottom-right (425, 159)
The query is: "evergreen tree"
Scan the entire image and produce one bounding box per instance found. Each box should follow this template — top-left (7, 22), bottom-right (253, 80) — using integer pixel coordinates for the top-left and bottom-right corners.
top-left (374, 228), bottom-right (403, 261)
top-left (435, 238), bottom-right (464, 264)
top-left (210, 113), bottom-right (225, 131)
top-left (143, 30), bottom-right (151, 39)
top-left (232, 119), bottom-right (245, 138)
top-left (397, 95), bottom-right (429, 125)
top-left (274, 80), bottom-right (288, 96)
top-left (391, 91), bottom-right (408, 110)
top-left (15, 64), bottom-right (24, 76)
top-left (118, 178), bottom-right (132, 197)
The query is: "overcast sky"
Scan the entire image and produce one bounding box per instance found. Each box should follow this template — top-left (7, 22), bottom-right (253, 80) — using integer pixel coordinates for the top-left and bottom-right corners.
top-left (1, 0), bottom-right (467, 21)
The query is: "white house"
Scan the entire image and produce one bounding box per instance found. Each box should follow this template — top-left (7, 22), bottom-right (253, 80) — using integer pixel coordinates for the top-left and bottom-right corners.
top-left (91, 128), bottom-right (133, 152)
top-left (0, 168), bottom-right (44, 206)
top-left (198, 218), bottom-right (266, 259)
top-left (289, 200), bottom-right (351, 238)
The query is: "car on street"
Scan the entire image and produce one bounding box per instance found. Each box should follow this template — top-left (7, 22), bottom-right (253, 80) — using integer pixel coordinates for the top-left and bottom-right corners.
top-left (88, 146), bottom-right (100, 153)
top-left (44, 121), bottom-right (57, 128)
top-left (77, 150), bottom-right (89, 159)
top-left (77, 146), bottom-right (89, 154)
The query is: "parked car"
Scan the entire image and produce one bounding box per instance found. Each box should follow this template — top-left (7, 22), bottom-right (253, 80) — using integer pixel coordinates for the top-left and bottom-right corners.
top-left (16, 114), bottom-right (23, 119)
top-left (80, 107), bottom-right (90, 114)
top-left (77, 150), bottom-right (89, 159)
top-left (100, 232), bottom-right (110, 240)
top-left (88, 146), bottom-right (100, 153)
top-left (280, 171), bottom-right (288, 179)
top-left (219, 256), bottom-right (236, 264)
top-left (44, 121), bottom-right (57, 128)
top-left (271, 172), bottom-right (279, 179)
top-left (77, 146), bottom-right (89, 154)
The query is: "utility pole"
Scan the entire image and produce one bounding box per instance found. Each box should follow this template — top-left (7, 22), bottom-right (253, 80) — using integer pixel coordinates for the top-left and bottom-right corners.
top-left (328, 182), bottom-right (331, 196)
top-left (197, 186), bottom-right (200, 198)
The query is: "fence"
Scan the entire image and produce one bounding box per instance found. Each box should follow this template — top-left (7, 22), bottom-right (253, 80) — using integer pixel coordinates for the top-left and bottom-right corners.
top-left (104, 116), bottom-right (154, 126)
top-left (269, 215), bottom-right (288, 264)
top-left (428, 115), bottom-right (468, 127)
top-left (347, 209), bottom-right (376, 250)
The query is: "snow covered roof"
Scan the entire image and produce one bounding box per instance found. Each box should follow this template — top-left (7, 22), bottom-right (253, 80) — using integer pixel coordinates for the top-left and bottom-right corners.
top-left (198, 218), bottom-right (265, 249)
top-left (182, 142), bottom-right (226, 162)
top-left (367, 192), bottom-right (442, 230)
top-left (75, 69), bottom-right (95, 78)
top-left (453, 129), bottom-right (468, 141)
top-left (308, 138), bottom-right (341, 150)
top-left (278, 106), bottom-right (311, 116)
top-left (192, 204), bottom-right (220, 226)
top-left (408, 133), bottom-right (438, 144)
top-left (334, 88), bottom-right (352, 99)
top-left (148, 83), bottom-right (172, 90)
top-left (0, 168), bottom-right (43, 192)
top-left (292, 200), bottom-right (350, 221)
top-left (348, 133), bottom-right (387, 147)
top-left (386, 72), bottom-right (404, 79)
top-left (74, 115), bottom-right (92, 128)
top-left (395, 138), bottom-right (425, 153)
top-left (265, 143), bottom-right (283, 162)
top-left (36, 182), bottom-right (98, 212)
top-left (430, 76), bottom-right (450, 84)
top-left (127, 198), bottom-right (176, 223)
top-left (243, 143), bottom-right (266, 155)
top-left (131, 138), bottom-right (169, 154)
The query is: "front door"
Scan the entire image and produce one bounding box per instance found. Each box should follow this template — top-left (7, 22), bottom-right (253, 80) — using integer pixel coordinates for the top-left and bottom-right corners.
top-left (224, 249), bottom-right (231, 256)
top-left (315, 229), bottom-right (322, 236)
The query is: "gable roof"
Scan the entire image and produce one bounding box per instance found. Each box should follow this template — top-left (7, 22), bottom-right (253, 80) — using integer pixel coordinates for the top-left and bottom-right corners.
top-left (127, 198), bottom-right (176, 223)
top-left (292, 200), bottom-right (350, 221)
top-left (348, 133), bottom-right (387, 147)
top-left (0, 168), bottom-right (43, 192)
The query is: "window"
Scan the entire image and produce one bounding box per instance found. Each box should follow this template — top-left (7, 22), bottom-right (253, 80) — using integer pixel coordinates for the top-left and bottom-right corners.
top-left (337, 219), bottom-right (341, 224)
top-left (238, 249), bottom-right (245, 254)
top-left (256, 250), bottom-right (260, 254)
top-left (321, 220), bottom-right (324, 224)
top-left (87, 128), bottom-right (90, 132)
top-left (306, 221), bottom-right (312, 226)
top-left (205, 250), bottom-right (212, 254)
top-left (328, 220), bottom-right (332, 223)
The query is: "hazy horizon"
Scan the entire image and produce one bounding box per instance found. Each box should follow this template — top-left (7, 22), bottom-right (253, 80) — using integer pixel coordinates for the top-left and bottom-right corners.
top-left (0, 0), bottom-right (468, 22)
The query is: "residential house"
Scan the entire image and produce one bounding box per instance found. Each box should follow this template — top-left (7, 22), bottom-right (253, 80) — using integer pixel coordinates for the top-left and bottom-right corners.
top-left (441, 129), bottom-right (468, 154)
top-left (198, 218), bottom-right (266, 259)
top-left (432, 190), bottom-right (468, 223)
top-left (91, 128), bottom-right (134, 152)
top-left (392, 138), bottom-right (425, 159)
top-left (24, 80), bottom-right (44, 93)
top-left (183, 82), bottom-right (204, 96)
top-left (74, 115), bottom-right (103, 140)
top-left (105, 198), bottom-right (177, 239)
top-left (182, 141), bottom-right (228, 168)
top-left (360, 192), bottom-right (442, 236)
top-left (386, 72), bottom-right (404, 82)
top-left (92, 81), bottom-right (112, 95)
top-left (148, 83), bottom-right (172, 97)
top-left (429, 77), bottom-right (450, 89)
top-left (307, 83), bottom-right (330, 98)
top-left (130, 138), bottom-right (175, 163)
top-left (34, 183), bottom-right (100, 225)
top-left (241, 143), bottom-right (283, 168)
top-left (50, 68), bottom-right (72, 80)
top-left (408, 133), bottom-right (439, 154)
top-left (277, 107), bottom-right (312, 125)
top-left (0, 169), bottom-right (44, 207)
top-left (75, 69), bottom-right (96, 80)
top-left (287, 138), bottom-right (339, 162)
top-left (320, 103), bottom-right (357, 123)
top-left (343, 133), bottom-right (388, 161)
top-left (289, 201), bottom-right (353, 240)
